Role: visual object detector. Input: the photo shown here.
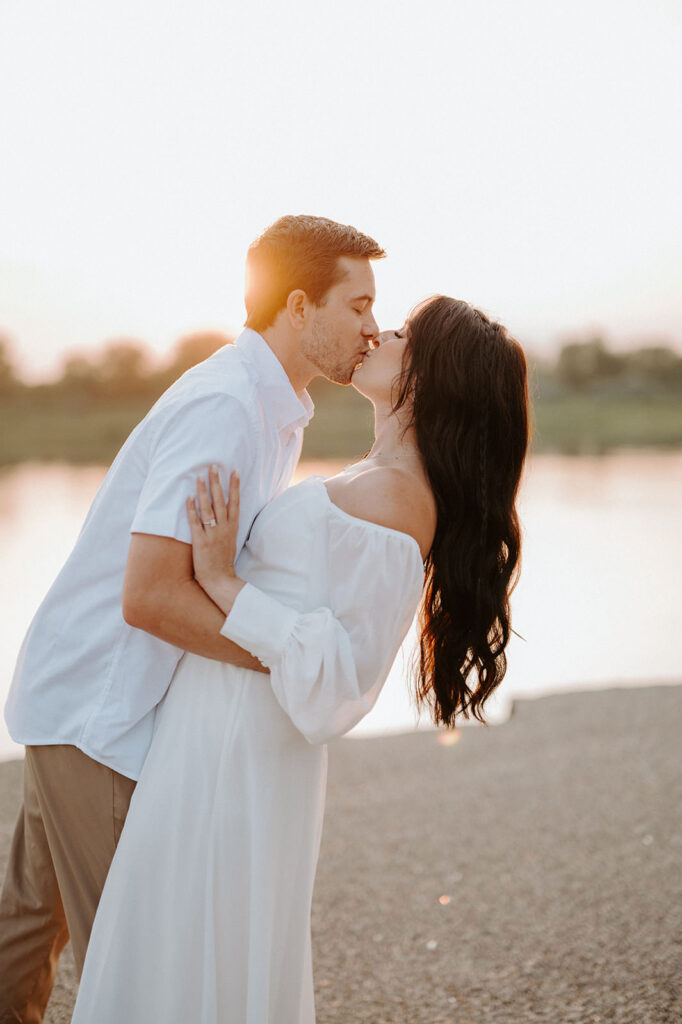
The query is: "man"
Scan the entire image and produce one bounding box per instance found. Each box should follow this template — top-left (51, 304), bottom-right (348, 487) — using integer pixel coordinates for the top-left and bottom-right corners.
top-left (0, 214), bottom-right (383, 1023)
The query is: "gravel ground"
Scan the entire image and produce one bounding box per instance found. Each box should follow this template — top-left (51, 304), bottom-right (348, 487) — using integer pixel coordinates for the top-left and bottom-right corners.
top-left (1, 685), bottom-right (680, 1023)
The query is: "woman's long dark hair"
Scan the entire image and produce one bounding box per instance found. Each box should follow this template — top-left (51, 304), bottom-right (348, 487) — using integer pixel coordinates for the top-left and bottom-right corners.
top-left (393, 296), bottom-right (530, 725)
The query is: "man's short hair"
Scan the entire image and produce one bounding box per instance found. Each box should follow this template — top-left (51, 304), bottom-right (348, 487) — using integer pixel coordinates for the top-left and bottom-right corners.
top-left (245, 215), bottom-right (385, 333)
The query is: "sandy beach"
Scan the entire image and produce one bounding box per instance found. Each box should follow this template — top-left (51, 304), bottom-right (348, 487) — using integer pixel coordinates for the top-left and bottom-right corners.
top-left (1, 684), bottom-right (679, 1023)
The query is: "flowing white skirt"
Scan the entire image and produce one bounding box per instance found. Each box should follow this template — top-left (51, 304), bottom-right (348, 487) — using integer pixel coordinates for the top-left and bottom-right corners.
top-left (71, 653), bottom-right (328, 1024)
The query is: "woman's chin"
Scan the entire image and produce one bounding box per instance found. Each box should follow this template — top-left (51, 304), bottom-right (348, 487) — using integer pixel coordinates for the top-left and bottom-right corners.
top-left (350, 367), bottom-right (371, 398)
top-left (351, 364), bottom-right (388, 403)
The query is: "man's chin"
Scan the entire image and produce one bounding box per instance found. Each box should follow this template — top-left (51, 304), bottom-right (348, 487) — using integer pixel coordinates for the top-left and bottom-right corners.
top-left (326, 366), bottom-right (354, 386)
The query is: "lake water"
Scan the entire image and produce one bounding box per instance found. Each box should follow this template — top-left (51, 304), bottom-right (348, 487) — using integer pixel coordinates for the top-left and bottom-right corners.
top-left (0, 451), bottom-right (680, 760)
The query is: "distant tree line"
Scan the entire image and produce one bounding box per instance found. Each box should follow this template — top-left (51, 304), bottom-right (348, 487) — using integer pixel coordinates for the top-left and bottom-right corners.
top-left (1, 330), bottom-right (682, 407)
top-left (534, 336), bottom-right (682, 396)
top-left (0, 331), bottom-right (234, 408)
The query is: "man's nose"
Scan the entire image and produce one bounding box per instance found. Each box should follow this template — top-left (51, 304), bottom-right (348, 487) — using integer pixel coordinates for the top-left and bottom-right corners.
top-left (364, 312), bottom-right (380, 340)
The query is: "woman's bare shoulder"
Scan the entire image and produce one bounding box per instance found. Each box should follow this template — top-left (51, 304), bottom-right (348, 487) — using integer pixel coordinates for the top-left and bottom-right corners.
top-left (335, 465), bottom-right (436, 559)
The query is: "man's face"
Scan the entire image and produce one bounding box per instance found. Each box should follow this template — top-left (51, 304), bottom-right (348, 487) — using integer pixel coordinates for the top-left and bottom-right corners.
top-left (300, 257), bottom-right (379, 385)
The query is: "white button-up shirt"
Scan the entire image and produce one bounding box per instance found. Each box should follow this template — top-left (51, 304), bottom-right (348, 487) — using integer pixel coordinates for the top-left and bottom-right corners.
top-left (5, 329), bottom-right (313, 780)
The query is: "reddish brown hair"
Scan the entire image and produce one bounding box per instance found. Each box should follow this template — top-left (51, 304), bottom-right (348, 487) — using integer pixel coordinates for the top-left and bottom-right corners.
top-left (245, 215), bottom-right (385, 333)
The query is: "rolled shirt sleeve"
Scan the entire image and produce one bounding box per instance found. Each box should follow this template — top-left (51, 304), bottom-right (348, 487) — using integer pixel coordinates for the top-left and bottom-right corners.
top-left (221, 529), bottom-right (425, 744)
top-left (130, 394), bottom-right (253, 544)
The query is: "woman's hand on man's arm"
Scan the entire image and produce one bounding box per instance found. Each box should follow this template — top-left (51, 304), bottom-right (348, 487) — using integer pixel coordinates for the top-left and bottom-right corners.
top-left (185, 468), bottom-right (247, 617)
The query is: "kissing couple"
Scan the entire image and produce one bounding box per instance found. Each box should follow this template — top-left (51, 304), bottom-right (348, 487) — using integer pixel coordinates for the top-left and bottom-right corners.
top-left (0, 214), bottom-right (530, 1023)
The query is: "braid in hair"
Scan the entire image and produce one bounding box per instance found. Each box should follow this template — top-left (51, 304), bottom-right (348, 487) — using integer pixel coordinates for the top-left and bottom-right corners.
top-left (476, 384), bottom-right (490, 611)
top-left (479, 387), bottom-right (490, 560)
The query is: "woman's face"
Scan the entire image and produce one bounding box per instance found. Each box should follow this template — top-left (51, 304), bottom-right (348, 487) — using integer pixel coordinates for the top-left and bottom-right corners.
top-left (351, 325), bottom-right (409, 401)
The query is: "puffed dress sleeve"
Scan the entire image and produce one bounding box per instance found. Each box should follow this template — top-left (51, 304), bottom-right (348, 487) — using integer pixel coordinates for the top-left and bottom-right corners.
top-left (219, 516), bottom-right (425, 744)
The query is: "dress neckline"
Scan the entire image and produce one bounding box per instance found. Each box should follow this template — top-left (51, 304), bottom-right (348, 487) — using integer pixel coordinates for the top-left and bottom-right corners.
top-left (302, 475), bottom-right (424, 563)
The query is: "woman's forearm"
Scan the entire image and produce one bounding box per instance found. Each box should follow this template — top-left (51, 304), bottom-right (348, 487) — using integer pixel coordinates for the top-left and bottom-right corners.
top-left (196, 573), bottom-right (247, 619)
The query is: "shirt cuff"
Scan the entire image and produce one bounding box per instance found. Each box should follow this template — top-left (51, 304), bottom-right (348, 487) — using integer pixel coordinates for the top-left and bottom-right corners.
top-left (219, 582), bottom-right (299, 666)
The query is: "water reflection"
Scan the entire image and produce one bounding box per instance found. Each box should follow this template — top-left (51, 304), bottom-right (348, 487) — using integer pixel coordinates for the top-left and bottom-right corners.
top-left (0, 452), bottom-right (680, 760)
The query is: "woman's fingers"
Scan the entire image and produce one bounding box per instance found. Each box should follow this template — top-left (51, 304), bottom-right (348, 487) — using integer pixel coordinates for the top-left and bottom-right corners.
top-left (208, 465), bottom-right (227, 524)
top-left (186, 469), bottom-right (239, 583)
top-left (196, 476), bottom-right (215, 526)
top-left (227, 472), bottom-right (240, 526)
top-left (192, 467), bottom-right (238, 533)
top-left (186, 496), bottom-right (204, 538)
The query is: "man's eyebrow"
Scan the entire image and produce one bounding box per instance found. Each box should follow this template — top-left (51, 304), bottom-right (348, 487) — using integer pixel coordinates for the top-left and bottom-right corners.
top-left (350, 294), bottom-right (375, 304)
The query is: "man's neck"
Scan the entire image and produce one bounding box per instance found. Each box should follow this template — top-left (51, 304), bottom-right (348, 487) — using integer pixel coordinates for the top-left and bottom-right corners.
top-left (259, 327), bottom-right (314, 393)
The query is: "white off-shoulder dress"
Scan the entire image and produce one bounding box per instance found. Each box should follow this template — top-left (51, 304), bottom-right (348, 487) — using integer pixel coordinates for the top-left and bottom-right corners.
top-left (71, 476), bottom-right (424, 1024)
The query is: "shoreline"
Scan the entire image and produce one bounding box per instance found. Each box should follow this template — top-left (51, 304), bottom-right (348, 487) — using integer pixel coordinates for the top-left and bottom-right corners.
top-left (1, 678), bottom-right (681, 762)
top-left (1, 684), bottom-right (679, 1022)
top-left (2, 395), bottom-right (682, 466)
top-left (1, 678), bottom-right (680, 762)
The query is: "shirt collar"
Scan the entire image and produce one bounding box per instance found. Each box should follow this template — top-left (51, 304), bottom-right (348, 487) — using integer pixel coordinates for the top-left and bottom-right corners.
top-left (234, 328), bottom-right (314, 434)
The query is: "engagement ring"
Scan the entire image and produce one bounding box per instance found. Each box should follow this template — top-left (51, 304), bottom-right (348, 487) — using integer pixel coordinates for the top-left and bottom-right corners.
top-left (203, 518), bottom-right (217, 528)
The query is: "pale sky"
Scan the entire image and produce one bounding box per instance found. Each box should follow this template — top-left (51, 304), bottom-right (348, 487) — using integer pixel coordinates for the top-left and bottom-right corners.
top-left (1, 0), bottom-right (680, 379)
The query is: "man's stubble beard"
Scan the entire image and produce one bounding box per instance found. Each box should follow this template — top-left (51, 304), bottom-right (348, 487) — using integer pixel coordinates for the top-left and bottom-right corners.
top-left (300, 320), bottom-right (354, 386)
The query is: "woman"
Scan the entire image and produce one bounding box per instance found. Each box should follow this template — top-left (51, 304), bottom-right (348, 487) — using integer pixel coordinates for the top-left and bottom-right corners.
top-left (71, 295), bottom-right (530, 1023)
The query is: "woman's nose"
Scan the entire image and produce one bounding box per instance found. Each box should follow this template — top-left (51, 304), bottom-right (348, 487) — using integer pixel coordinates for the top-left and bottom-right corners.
top-left (372, 330), bottom-right (391, 348)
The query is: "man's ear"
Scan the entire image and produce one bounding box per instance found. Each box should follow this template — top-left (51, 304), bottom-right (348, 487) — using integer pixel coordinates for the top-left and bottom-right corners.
top-left (286, 289), bottom-right (308, 330)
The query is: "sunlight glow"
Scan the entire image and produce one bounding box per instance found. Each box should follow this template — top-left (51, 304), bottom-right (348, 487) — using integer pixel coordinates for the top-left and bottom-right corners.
top-left (1, 0), bottom-right (680, 378)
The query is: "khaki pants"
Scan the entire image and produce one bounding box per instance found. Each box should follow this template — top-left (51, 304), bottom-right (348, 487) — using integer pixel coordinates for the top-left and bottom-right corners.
top-left (0, 745), bottom-right (136, 1024)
